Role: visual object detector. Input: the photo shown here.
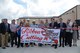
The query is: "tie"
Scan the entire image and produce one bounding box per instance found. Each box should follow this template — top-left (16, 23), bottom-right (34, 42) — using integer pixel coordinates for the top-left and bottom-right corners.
top-left (5, 24), bottom-right (8, 31)
top-left (60, 23), bottom-right (63, 28)
top-left (52, 23), bottom-right (54, 28)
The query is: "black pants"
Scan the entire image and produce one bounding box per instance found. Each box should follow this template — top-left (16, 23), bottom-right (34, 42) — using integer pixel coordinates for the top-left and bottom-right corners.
top-left (77, 30), bottom-right (79, 39)
top-left (30, 42), bottom-right (34, 45)
top-left (25, 43), bottom-right (29, 47)
top-left (59, 32), bottom-right (65, 47)
top-left (38, 43), bottom-right (43, 47)
top-left (17, 35), bottom-right (23, 47)
top-left (10, 32), bottom-right (17, 47)
top-left (65, 32), bottom-right (72, 46)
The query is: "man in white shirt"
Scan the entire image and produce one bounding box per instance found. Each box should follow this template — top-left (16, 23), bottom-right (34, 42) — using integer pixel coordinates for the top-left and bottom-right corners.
top-left (10, 19), bottom-right (18, 47)
top-left (65, 19), bottom-right (73, 47)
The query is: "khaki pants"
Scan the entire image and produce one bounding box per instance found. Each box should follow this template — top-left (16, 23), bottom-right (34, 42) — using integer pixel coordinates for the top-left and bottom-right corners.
top-left (0, 34), bottom-right (2, 46)
top-left (1, 32), bottom-right (9, 47)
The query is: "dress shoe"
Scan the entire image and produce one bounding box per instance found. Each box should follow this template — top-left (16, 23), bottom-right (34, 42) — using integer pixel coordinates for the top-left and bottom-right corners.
top-left (62, 45), bottom-right (64, 47)
top-left (59, 45), bottom-right (61, 47)
top-left (2, 47), bottom-right (6, 49)
top-left (17, 46), bottom-right (19, 48)
top-left (6, 45), bottom-right (9, 47)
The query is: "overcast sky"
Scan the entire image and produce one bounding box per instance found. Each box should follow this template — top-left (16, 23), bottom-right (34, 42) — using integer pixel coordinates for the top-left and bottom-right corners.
top-left (0, 0), bottom-right (80, 21)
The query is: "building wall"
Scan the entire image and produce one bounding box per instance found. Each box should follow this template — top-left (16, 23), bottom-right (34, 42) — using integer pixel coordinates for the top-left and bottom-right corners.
top-left (77, 5), bottom-right (80, 19)
top-left (59, 6), bottom-right (77, 23)
top-left (59, 5), bottom-right (80, 23)
top-left (17, 18), bottom-right (59, 24)
top-left (17, 5), bottom-right (80, 24)
top-left (17, 18), bottom-right (51, 24)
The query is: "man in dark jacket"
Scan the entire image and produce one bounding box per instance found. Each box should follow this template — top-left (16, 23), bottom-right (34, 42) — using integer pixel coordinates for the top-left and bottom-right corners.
top-left (49, 18), bottom-right (58, 48)
top-left (0, 19), bottom-right (10, 49)
top-left (0, 21), bottom-right (1, 47)
top-left (49, 18), bottom-right (58, 29)
top-left (58, 18), bottom-right (66, 47)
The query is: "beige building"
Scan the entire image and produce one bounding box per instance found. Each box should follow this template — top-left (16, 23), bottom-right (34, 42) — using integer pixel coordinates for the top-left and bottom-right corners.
top-left (59, 5), bottom-right (80, 23)
top-left (17, 5), bottom-right (80, 24)
top-left (17, 16), bottom-right (59, 24)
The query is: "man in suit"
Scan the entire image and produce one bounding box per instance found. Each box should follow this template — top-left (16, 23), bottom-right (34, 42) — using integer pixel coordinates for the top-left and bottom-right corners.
top-left (0, 19), bottom-right (10, 49)
top-left (58, 18), bottom-right (66, 47)
top-left (49, 18), bottom-right (58, 48)
top-left (49, 18), bottom-right (58, 29)
top-left (0, 32), bottom-right (1, 47)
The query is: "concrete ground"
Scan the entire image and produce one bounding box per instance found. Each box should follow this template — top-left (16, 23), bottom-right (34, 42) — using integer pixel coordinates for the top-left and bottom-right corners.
top-left (0, 40), bottom-right (80, 53)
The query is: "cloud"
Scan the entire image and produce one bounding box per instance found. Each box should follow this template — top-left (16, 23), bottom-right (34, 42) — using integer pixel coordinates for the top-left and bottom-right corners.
top-left (0, 0), bottom-right (80, 22)
top-left (0, 0), bottom-right (27, 19)
top-left (13, 0), bottom-right (27, 8)
top-left (77, 0), bottom-right (80, 2)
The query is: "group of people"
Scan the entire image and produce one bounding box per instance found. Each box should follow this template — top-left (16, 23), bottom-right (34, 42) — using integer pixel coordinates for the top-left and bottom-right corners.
top-left (0, 18), bottom-right (79, 49)
top-left (49, 18), bottom-right (78, 47)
